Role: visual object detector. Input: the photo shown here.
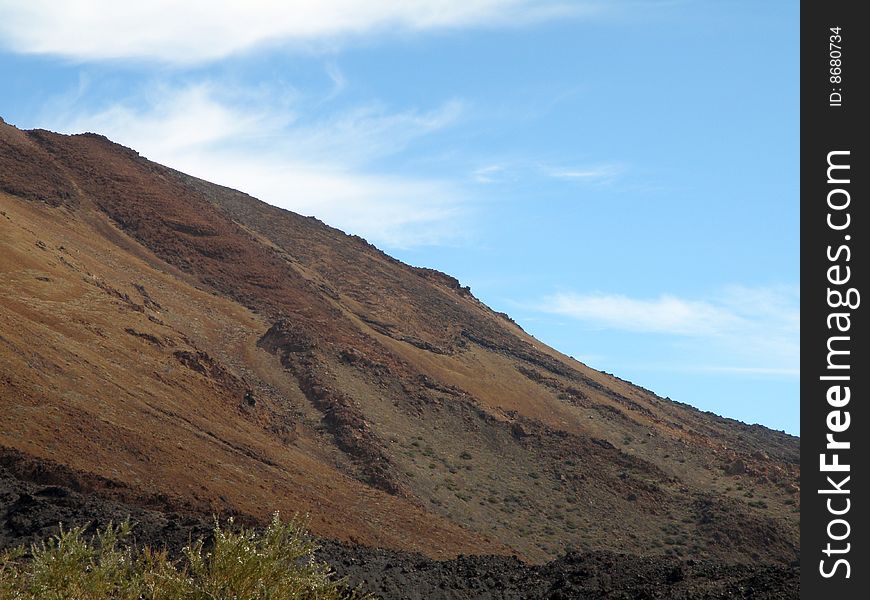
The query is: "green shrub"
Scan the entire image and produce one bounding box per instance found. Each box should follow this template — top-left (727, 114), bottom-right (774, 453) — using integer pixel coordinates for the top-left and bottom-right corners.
top-left (0, 514), bottom-right (367, 599)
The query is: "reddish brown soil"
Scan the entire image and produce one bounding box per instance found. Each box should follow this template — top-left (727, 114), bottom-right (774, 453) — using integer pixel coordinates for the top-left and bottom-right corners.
top-left (1, 119), bottom-right (799, 572)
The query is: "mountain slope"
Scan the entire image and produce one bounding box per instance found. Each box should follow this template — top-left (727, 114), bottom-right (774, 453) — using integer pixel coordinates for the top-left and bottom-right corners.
top-left (0, 119), bottom-right (799, 564)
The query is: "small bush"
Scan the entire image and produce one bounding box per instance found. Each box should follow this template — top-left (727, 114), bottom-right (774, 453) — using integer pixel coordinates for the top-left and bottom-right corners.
top-left (0, 514), bottom-right (367, 599)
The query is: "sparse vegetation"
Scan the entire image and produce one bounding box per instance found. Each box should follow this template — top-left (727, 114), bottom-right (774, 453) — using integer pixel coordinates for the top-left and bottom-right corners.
top-left (0, 515), bottom-right (366, 599)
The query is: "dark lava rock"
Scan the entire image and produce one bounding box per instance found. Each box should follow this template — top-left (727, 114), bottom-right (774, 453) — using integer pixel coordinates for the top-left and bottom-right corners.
top-left (1, 466), bottom-right (797, 599)
top-left (315, 542), bottom-right (799, 600)
top-left (0, 465), bottom-right (212, 555)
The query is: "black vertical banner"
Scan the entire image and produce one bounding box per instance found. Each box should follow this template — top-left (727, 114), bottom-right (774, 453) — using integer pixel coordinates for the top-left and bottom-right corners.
top-left (802, 1), bottom-right (868, 598)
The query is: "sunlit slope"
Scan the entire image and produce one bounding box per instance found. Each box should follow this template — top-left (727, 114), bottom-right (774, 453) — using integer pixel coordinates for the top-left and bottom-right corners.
top-left (1, 120), bottom-right (799, 563)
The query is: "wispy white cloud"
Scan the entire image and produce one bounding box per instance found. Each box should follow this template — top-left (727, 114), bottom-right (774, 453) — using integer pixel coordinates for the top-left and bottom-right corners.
top-left (285, 100), bottom-right (465, 165)
top-left (0, 0), bottom-right (596, 64)
top-left (472, 164), bottom-right (507, 184)
top-left (324, 62), bottom-right (348, 100)
top-left (686, 366), bottom-right (800, 377)
top-left (542, 292), bottom-right (736, 336)
top-left (470, 161), bottom-right (625, 186)
top-left (45, 81), bottom-right (470, 248)
top-left (542, 163), bottom-right (624, 183)
top-left (537, 285), bottom-right (799, 376)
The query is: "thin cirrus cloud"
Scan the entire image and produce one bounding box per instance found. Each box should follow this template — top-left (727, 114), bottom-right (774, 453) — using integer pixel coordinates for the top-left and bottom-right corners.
top-left (0, 0), bottom-right (594, 63)
top-left (542, 163), bottom-right (624, 183)
top-left (471, 162), bottom-right (624, 185)
top-left (538, 285), bottom-right (799, 376)
top-left (45, 81), bottom-right (470, 248)
top-left (472, 165), bottom-right (508, 184)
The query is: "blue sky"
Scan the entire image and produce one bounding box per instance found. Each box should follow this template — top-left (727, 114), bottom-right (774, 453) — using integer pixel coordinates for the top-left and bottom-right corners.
top-left (0, 1), bottom-right (799, 433)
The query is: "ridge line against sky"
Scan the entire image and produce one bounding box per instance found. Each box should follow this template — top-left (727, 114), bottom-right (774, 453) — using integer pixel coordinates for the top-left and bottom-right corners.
top-left (0, 0), bottom-right (800, 433)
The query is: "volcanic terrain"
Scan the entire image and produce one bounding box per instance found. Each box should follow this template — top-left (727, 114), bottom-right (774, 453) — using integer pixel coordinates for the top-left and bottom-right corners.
top-left (0, 117), bottom-right (799, 596)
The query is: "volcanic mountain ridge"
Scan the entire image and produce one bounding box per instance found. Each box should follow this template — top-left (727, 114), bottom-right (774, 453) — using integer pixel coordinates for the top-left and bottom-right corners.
top-left (0, 118), bottom-right (798, 572)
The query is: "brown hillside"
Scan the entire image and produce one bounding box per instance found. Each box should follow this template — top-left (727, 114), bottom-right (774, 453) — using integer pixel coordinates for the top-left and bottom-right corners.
top-left (0, 119), bottom-right (799, 564)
